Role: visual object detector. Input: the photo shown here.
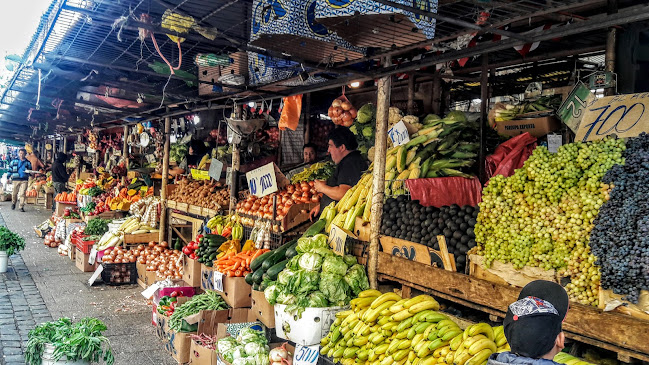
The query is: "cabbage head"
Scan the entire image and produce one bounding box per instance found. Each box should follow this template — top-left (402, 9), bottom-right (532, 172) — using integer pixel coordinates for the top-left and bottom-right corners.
top-left (286, 254), bottom-right (302, 271)
top-left (343, 255), bottom-right (357, 266)
top-left (224, 345), bottom-right (247, 363)
top-left (277, 269), bottom-right (296, 287)
top-left (238, 328), bottom-right (265, 344)
top-left (217, 337), bottom-right (238, 354)
top-left (287, 270), bottom-right (320, 294)
top-left (445, 110), bottom-right (467, 123)
top-left (319, 272), bottom-right (349, 303)
top-left (423, 114), bottom-right (441, 124)
top-left (298, 252), bottom-right (323, 272)
top-left (244, 342), bottom-right (266, 355)
top-left (309, 247), bottom-right (333, 257)
top-left (276, 292), bottom-right (297, 305)
top-left (356, 103), bottom-right (375, 124)
top-left (264, 284), bottom-right (283, 305)
top-left (362, 126), bottom-right (374, 139)
top-left (349, 124), bottom-right (359, 135)
top-left (232, 357), bottom-right (255, 365)
top-left (253, 353), bottom-right (270, 365)
top-left (296, 234), bottom-right (329, 253)
top-left (321, 255), bottom-right (348, 276)
top-left (307, 291), bottom-right (329, 307)
top-left (344, 264), bottom-right (370, 296)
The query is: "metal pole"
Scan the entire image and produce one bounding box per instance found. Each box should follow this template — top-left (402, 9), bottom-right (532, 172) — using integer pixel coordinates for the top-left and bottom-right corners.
top-left (407, 74), bottom-right (415, 115)
top-left (229, 105), bottom-right (243, 213)
top-left (159, 111), bottom-right (171, 243)
top-left (432, 72), bottom-right (441, 116)
top-left (479, 54), bottom-right (489, 184)
top-left (604, 0), bottom-right (618, 96)
top-left (368, 56), bottom-right (392, 289)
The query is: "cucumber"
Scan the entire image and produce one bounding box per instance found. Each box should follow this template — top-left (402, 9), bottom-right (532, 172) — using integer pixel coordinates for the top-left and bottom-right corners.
top-left (285, 245), bottom-right (298, 259)
top-left (267, 259), bottom-right (288, 281)
top-left (252, 283), bottom-right (259, 291)
top-left (250, 251), bottom-right (274, 272)
top-left (303, 219), bottom-right (326, 237)
top-left (245, 272), bottom-right (255, 285)
top-left (251, 269), bottom-right (264, 285)
top-left (261, 251), bottom-right (281, 271)
top-left (259, 281), bottom-right (268, 291)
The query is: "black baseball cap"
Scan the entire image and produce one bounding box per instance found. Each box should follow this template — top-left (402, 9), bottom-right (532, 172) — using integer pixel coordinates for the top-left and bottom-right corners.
top-left (503, 280), bottom-right (569, 358)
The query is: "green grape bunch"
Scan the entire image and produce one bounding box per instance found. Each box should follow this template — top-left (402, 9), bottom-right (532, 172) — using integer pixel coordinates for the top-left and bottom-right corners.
top-left (474, 137), bottom-right (625, 306)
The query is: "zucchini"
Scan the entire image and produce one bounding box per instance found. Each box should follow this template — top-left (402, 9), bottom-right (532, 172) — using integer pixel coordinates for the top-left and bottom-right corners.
top-left (261, 251), bottom-right (281, 271)
top-left (251, 269), bottom-right (264, 285)
top-left (252, 283), bottom-right (259, 291)
top-left (251, 251), bottom-right (274, 272)
top-left (285, 245), bottom-right (298, 259)
top-left (245, 272), bottom-right (255, 285)
top-left (259, 281), bottom-right (268, 291)
top-left (303, 219), bottom-right (326, 237)
top-left (267, 259), bottom-right (288, 281)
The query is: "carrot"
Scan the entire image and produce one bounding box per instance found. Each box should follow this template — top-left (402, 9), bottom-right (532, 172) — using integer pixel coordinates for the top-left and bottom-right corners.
top-left (234, 270), bottom-right (242, 277)
top-left (251, 250), bottom-right (264, 261)
top-left (226, 270), bottom-right (234, 277)
top-left (232, 261), bottom-right (240, 270)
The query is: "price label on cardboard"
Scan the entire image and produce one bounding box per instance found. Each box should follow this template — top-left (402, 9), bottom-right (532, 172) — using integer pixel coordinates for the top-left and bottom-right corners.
top-left (294, 344), bottom-right (320, 365)
top-left (208, 159), bottom-right (224, 180)
top-left (74, 143), bottom-right (86, 152)
top-left (246, 162), bottom-right (277, 197)
top-left (575, 92), bottom-right (649, 142)
top-left (141, 283), bottom-right (161, 299)
top-left (88, 248), bottom-right (98, 265)
top-left (328, 224), bottom-right (348, 256)
top-left (547, 134), bottom-right (563, 153)
top-left (388, 120), bottom-right (410, 147)
top-left (557, 82), bottom-right (595, 133)
top-left (191, 169), bottom-right (210, 181)
top-left (88, 265), bottom-right (104, 286)
top-left (213, 271), bottom-right (224, 292)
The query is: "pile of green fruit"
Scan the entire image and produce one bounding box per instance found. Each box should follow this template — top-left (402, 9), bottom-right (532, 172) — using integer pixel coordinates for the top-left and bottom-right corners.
top-left (195, 234), bottom-right (229, 267)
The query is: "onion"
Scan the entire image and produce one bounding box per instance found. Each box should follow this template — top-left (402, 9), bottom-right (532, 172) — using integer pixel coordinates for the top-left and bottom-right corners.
top-left (331, 99), bottom-right (342, 108)
top-left (349, 108), bottom-right (358, 118)
top-left (341, 100), bottom-right (352, 111)
top-left (333, 107), bottom-right (343, 117)
top-left (269, 345), bottom-right (289, 363)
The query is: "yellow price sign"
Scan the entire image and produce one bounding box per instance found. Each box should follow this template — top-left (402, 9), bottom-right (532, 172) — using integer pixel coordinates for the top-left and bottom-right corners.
top-left (328, 224), bottom-right (357, 256)
top-left (191, 169), bottom-right (210, 181)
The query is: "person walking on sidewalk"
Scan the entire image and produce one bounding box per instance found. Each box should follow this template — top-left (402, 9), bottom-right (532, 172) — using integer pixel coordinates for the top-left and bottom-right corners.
top-left (9, 148), bottom-right (32, 212)
top-left (51, 152), bottom-right (69, 211)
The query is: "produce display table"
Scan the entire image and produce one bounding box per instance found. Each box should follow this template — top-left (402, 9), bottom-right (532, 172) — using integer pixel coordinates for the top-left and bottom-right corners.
top-left (376, 252), bottom-right (649, 362)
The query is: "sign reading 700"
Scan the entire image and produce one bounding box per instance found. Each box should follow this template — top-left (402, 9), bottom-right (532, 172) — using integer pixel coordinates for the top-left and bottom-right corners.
top-left (576, 93), bottom-right (649, 142)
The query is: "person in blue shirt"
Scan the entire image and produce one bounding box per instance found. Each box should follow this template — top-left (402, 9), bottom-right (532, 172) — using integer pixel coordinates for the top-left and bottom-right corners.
top-left (9, 148), bottom-right (32, 212)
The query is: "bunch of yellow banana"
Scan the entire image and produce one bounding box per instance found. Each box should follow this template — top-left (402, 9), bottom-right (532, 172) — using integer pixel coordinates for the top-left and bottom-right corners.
top-left (206, 214), bottom-right (234, 235)
top-left (449, 323), bottom-right (498, 365)
top-left (321, 290), bottom-right (451, 365)
top-left (492, 326), bottom-right (510, 353)
top-left (553, 352), bottom-right (596, 365)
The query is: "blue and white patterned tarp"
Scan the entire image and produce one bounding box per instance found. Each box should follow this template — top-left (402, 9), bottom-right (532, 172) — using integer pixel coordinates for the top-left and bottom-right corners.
top-left (315, 0), bottom-right (438, 40)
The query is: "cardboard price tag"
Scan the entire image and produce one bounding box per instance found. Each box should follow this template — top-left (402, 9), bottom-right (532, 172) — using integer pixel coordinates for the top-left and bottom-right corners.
top-left (547, 134), bottom-right (562, 153)
top-left (191, 169), bottom-right (210, 181)
top-left (88, 265), bottom-right (104, 286)
top-left (328, 224), bottom-right (356, 256)
top-left (557, 82), bottom-right (595, 133)
top-left (246, 163), bottom-right (277, 197)
top-left (209, 159), bottom-right (224, 180)
top-left (88, 248), bottom-right (98, 265)
top-left (141, 283), bottom-right (161, 299)
top-left (74, 143), bottom-right (86, 152)
top-left (575, 92), bottom-right (649, 142)
top-left (213, 271), bottom-right (224, 292)
top-left (388, 120), bottom-right (410, 146)
top-left (294, 344), bottom-right (320, 365)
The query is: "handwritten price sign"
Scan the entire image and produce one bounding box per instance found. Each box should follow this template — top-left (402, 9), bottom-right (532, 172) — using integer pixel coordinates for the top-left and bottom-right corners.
top-left (388, 120), bottom-right (410, 146)
top-left (575, 92), bottom-right (649, 142)
top-left (557, 82), bottom-right (595, 133)
top-left (293, 344), bottom-right (319, 365)
top-left (246, 163), bottom-right (278, 197)
top-left (213, 271), bottom-right (224, 292)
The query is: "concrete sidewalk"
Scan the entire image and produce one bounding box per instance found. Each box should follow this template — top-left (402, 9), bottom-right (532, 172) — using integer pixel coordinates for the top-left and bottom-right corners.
top-left (0, 202), bottom-right (176, 365)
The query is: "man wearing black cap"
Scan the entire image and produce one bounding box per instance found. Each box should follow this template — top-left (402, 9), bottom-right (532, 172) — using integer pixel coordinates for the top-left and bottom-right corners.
top-left (487, 280), bottom-right (569, 365)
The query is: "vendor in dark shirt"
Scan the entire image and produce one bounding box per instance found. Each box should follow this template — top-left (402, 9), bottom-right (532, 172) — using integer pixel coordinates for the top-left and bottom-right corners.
top-left (311, 126), bottom-right (368, 218)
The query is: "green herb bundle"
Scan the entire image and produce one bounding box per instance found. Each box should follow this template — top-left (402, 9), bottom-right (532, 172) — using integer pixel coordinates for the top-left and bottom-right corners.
top-left (25, 317), bottom-right (114, 365)
top-left (169, 291), bottom-right (228, 331)
top-left (0, 226), bottom-right (25, 256)
top-left (84, 218), bottom-right (110, 236)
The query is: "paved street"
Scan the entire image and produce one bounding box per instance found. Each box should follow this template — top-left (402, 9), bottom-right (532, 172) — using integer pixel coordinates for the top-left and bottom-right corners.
top-left (0, 202), bottom-right (176, 365)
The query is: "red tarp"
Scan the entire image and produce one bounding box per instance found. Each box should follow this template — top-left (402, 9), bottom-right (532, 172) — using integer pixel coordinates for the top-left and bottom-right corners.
top-left (406, 177), bottom-right (483, 208)
top-left (485, 132), bottom-right (537, 179)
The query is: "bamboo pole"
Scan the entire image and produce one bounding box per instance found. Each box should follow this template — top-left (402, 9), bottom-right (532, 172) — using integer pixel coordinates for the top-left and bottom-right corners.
top-left (229, 104), bottom-right (243, 213)
top-left (159, 112), bottom-right (171, 243)
top-left (368, 56), bottom-right (392, 289)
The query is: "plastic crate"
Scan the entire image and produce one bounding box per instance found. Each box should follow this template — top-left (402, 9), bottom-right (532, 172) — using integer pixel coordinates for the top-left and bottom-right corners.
top-left (71, 233), bottom-right (96, 254)
top-left (101, 262), bottom-right (137, 286)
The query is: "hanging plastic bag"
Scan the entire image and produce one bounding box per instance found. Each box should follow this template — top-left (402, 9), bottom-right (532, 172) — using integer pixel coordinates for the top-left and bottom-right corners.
top-left (278, 94), bottom-right (302, 131)
top-left (485, 132), bottom-right (537, 179)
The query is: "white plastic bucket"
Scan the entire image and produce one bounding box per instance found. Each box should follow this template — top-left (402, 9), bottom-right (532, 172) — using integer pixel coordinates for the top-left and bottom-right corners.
top-left (41, 344), bottom-right (90, 365)
top-left (0, 251), bottom-right (8, 273)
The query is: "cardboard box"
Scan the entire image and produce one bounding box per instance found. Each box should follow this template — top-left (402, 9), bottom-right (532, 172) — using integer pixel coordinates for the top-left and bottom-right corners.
top-left (79, 172), bottom-right (94, 181)
top-left (75, 248), bottom-right (94, 272)
top-left (251, 290), bottom-right (275, 328)
top-left (123, 232), bottom-right (159, 244)
top-left (145, 270), bottom-right (157, 286)
top-left (274, 304), bottom-right (345, 346)
top-left (153, 282), bottom-right (196, 306)
top-left (43, 192), bottom-right (53, 209)
top-left (190, 339), bottom-right (217, 365)
top-left (496, 115), bottom-right (561, 138)
top-left (214, 275), bottom-right (251, 308)
top-left (65, 218), bottom-right (84, 227)
top-left (380, 236), bottom-right (433, 265)
top-left (183, 256), bottom-right (202, 287)
top-left (156, 309), bottom-right (195, 363)
top-left (201, 264), bottom-right (214, 291)
top-left (197, 308), bottom-right (260, 339)
top-left (55, 202), bottom-right (76, 217)
top-left (136, 261), bottom-right (147, 283)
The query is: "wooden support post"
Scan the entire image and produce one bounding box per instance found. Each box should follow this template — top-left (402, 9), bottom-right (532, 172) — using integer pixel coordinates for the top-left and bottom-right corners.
top-left (432, 72), bottom-right (441, 116)
top-left (604, 0), bottom-right (617, 96)
top-left (51, 138), bottom-right (55, 163)
top-left (159, 112), bottom-right (171, 243)
top-left (407, 73), bottom-right (415, 115)
top-left (122, 126), bottom-right (129, 167)
top-left (368, 56), bottom-right (392, 289)
top-left (63, 136), bottom-right (68, 153)
top-left (229, 104), bottom-right (243, 213)
top-left (479, 54), bottom-right (489, 184)
top-left (303, 94), bottom-right (312, 144)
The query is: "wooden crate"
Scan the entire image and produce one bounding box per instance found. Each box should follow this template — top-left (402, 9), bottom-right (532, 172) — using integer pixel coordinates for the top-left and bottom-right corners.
top-left (380, 235), bottom-right (455, 271)
top-left (377, 252), bottom-right (649, 363)
top-left (176, 202), bottom-right (189, 212)
top-left (353, 217), bottom-right (371, 242)
top-left (599, 289), bottom-right (649, 321)
top-left (167, 200), bottom-right (177, 209)
top-left (188, 205), bottom-right (202, 216)
top-left (467, 254), bottom-right (563, 288)
top-left (123, 232), bottom-right (159, 244)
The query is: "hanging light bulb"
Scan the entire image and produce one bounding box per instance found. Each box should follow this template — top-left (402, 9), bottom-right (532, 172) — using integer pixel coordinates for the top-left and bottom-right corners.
top-left (350, 81), bottom-right (361, 88)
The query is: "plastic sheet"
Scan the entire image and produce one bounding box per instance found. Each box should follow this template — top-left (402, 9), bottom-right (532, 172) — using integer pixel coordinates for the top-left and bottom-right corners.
top-left (405, 177), bottom-right (483, 208)
top-left (485, 132), bottom-right (537, 179)
top-left (279, 94), bottom-right (303, 131)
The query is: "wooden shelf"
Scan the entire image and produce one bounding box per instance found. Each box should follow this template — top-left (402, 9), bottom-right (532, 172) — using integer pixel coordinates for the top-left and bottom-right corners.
top-left (377, 252), bottom-right (649, 362)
